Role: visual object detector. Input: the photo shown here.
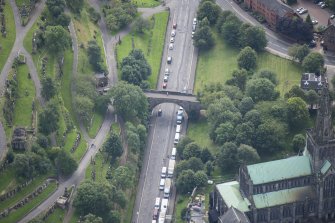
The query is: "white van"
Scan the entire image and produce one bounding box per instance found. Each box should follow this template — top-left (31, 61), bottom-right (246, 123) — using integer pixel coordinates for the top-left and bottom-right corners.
top-left (161, 198), bottom-right (169, 212)
top-left (154, 197), bottom-right (160, 209)
top-left (161, 166), bottom-right (167, 178)
top-left (159, 178), bottom-right (165, 190)
top-left (176, 124), bottom-right (181, 133)
top-left (171, 147), bottom-right (176, 160)
top-left (174, 132), bottom-right (180, 144)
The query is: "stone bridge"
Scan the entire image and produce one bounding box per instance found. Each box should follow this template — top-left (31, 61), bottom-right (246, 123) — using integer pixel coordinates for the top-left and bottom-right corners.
top-left (144, 90), bottom-right (201, 116)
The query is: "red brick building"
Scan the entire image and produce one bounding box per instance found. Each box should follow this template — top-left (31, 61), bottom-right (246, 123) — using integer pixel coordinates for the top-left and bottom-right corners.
top-left (244, 0), bottom-right (294, 30)
top-left (323, 20), bottom-right (335, 52)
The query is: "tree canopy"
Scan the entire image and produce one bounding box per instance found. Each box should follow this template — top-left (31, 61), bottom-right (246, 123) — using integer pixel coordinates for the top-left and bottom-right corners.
top-left (237, 47), bottom-right (257, 71)
top-left (45, 26), bottom-right (71, 55)
top-left (288, 44), bottom-right (310, 63)
top-left (246, 78), bottom-right (278, 102)
top-left (302, 52), bottom-right (325, 74)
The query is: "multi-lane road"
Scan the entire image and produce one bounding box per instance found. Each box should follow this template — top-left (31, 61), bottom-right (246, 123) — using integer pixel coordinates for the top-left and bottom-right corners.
top-left (132, 0), bottom-right (199, 222)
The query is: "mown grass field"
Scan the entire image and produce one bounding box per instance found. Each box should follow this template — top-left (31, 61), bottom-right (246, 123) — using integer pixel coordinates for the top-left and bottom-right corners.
top-left (195, 31), bottom-right (303, 96)
top-left (0, 0), bottom-right (16, 72)
top-left (116, 11), bottom-right (169, 88)
top-left (13, 64), bottom-right (36, 127)
top-left (85, 151), bottom-right (109, 183)
top-left (132, 0), bottom-right (160, 7)
top-left (0, 181), bottom-right (57, 223)
top-left (0, 168), bottom-right (15, 194)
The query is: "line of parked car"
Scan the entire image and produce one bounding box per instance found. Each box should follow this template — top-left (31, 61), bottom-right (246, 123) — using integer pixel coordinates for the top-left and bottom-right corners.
top-left (152, 107), bottom-right (184, 223)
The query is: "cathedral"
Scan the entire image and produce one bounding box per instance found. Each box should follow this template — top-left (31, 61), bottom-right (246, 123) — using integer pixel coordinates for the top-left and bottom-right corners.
top-left (209, 85), bottom-right (335, 223)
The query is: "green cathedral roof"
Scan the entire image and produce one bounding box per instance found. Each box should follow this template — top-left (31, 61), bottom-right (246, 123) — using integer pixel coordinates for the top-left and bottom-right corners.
top-left (247, 156), bottom-right (312, 185)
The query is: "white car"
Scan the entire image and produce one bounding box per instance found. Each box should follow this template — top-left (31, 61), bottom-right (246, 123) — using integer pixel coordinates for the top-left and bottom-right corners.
top-left (164, 68), bottom-right (169, 76)
top-left (298, 8), bottom-right (308, 14)
top-left (170, 37), bottom-right (175, 43)
top-left (163, 75), bottom-right (169, 82)
top-left (321, 3), bottom-right (327, 8)
top-left (312, 19), bottom-right (318, 25)
top-left (318, 1), bottom-right (324, 5)
top-left (169, 43), bottom-right (174, 50)
top-left (193, 18), bottom-right (197, 25)
top-left (171, 30), bottom-right (176, 37)
top-left (296, 7), bottom-right (304, 12)
top-left (331, 14), bottom-right (335, 19)
top-left (192, 31), bottom-right (195, 38)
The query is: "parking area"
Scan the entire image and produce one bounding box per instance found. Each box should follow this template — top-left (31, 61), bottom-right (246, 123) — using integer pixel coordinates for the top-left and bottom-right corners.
top-left (293, 0), bottom-right (334, 27)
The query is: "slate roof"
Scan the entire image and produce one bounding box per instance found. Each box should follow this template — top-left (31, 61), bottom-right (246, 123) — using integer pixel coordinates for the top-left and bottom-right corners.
top-left (321, 160), bottom-right (332, 175)
top-left (216, 181), bottom-right (251, 212)
top-left (300, 73), bottom-right (325, 91)
top-left (257, 0), bottom-right (293, 17)
top-left (247, 156), bottom-right (312, 185)
top-left (253, 186), bottom-right (316, 209)
top-left (219, 207), bottom-right (251, 223)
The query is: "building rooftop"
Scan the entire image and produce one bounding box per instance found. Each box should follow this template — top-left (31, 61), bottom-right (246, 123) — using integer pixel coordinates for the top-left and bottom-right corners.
top-left (219, 207), bottom-right (251, 223)
top-left (216, 181), bottom-right (251, 212)
top-left (321, 160), bottom-right (332, 175)
top-left (253, 186), bottom-right (315, 209)
top-left (247, 156), bottom-right (312, 185)
top-left (258, 0), bottom-right (293, 17)
top-left (301, 73), bottom-right (325, 90)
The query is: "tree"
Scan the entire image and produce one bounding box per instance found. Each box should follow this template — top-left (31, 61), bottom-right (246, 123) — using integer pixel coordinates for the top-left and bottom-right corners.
top-left (226, 69), bottom-right (248, 91)
top-left (237, 47), bottom-right (257, 71)
top-left (176, 136), bottom-right (193, 157)
top-left (237, 144), bottom-right (260, 165)
top-left (55, 13), bottom-right (71, 26)
top-left (240, 26), bottom-right (267, 52)
top-left (217, 142), bottom-right (239, 171)
top-left (276, 17), bottom-right (313, 42)
top-left (243, 110), bottom-right (262, 127)
top-left (292, 134), bottom-right (306, 153)
top-left (127, 131), bottom-right (140, 153)
top-left (238, 97), bottom-right (254, 115)
top-left (287, 97), bottom-right (309, 130)
top-left (302, 52), bottom-right (325, 74)
top-left (288, 44), bottom-right (310, 63)
top-left (38, 101), bottom-right (60, 135)
top-left (111, 166), bottom-right (133, 189)
top-left (183, 142), bottom-right (202, 160)
top-left (74, 181), bottom-right (112, 217)
top-left (65, 0), bottom-right (83, 13)
top-left (235, 122), bottom-right (254, 145)
top-left (175, 157), bottom-right (204, 176)
top-left (83, 214), bottom-right (103, 223)
top-left (197, 1), bottom-right (221, 24)
top-left (216, 10), bottom-right (233, 32)
top-left (74, 96), bottom-right (94, 124)
top-left (55, 150), bottom-right (78, 176)
top-left (194, 171), bottom-right (208, 188)
top-left (193, 24), bottom-right (214, 50)
top-left (45, 26), bottom-right (71, 55)
top-left (104, 132), bottom-right (123, 160)
top-left (176, 170), bottom-right (196, 194)
top-left (41, 77), bottom-right (56, 101)
top-left (214, 122), bottom-right (235, 145)
top-left (246, 78), bottom-right (278, 102)
top-left (87, 40), bottom-right (102, 72)
top-left (110, 82), bottom-right (148, 121)
top-left (133, 17), bottom-right (150, 33)
top-left (306, 90), bottom-right (319, 107)
top-left (305, 14), bottom-right (313, 28)
top-left (254, 120), bottom-right (286, 153)
top-left (200, 148), bottom-right (213, 163)
top-left (255, 70), bottom-right (278, 85)
top-left (14, 154), bottom-right (35, 180)
top-left (285, 85), bottom-right (306, 100)
top-left (221, 19), bottom-right (242, 47)
top-left (46, 0), bottom-right (66, 17)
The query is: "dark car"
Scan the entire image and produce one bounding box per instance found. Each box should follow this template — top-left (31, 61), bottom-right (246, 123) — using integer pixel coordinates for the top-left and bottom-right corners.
top-left (158, 109), bottom-right (162, 116)
top-left (162, 82), bottom-right (167, 89)
top-left (173, 23), bottom-right (177, 29)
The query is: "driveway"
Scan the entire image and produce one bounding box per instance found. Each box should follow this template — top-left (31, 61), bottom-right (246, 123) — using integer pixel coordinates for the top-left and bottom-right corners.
top-left (293, 0), bottom-right (333, 26)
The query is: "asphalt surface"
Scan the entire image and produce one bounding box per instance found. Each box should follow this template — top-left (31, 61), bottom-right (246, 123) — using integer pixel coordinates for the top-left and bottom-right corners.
top-left (132, 0), bottom-right (199, 222)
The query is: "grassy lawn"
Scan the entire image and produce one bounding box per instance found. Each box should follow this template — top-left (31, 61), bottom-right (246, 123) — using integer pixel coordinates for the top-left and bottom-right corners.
top-left (88, 112), bottom-right (104, 138)
top-left (116, 11), bottom-right (169, 88)
top-left (0, 175), bottom-right (48, 212)
top-left (61, 50), bottom-right (75, 122)
top-left (85, 151), bottom-right (109, 183)
top-left (0, 0), bottom-right (16, 72)
top-left (0, 167), bottom-right (15, 194)
top-left (15, 0), bottom-right (30, 7)
top-left (44, 207), bottom-right (65, 223)
top-left (174, 195), bottom-right (191, 222)
top-left (0, 181), bottom-right (57, 223)
top-left (13, 64), bottom-right (36, 127)
top-left (133, 0), bottom-right (160, 7)
top-left (195, 31), bottom-right (303, 96)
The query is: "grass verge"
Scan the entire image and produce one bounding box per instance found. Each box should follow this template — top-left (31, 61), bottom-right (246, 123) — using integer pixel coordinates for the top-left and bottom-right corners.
top-left (0, 181), bottom-right (57, 223)
top-left (88, 112), bottom-right (104, 138)
top-left (0, 0), bottom-right (16, 72)
top-left (133, 0), bottom-right (160, 8)
top-left (0, 167), bottom-right (15, 194)
top-left (195, 31), bottom-right (303, 96)
top-left (44, 207), bottom-right (65, 223)
top-left (116, 11), bottom-right (169, 88)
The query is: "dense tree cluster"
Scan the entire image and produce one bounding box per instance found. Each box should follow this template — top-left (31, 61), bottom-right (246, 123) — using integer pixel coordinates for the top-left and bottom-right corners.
top-left (120, 49), bottom-right (151, 87)
top-left (44, 25), bottom-right (71, 55)
top-left (103, 1), bottom-right (137, 32)
top-left (193, 18), bottom-right (215, 50)
top-left (46, 0), bottom-right (71, 26)
top-left (87, 40), bottom-right (106, 73)
top-left (288, 44), bottom-right (310, 63)
top-left (302, 52), bottom-right (325, 74)
top-left (276, 16), bottom-right (313, 42)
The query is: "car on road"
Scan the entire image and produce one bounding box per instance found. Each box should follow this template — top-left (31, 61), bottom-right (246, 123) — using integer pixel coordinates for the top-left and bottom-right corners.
top-left (162, 82), bottom-right (167, 89)
top-left (171, 30), bottom-right (176, 37)
top-left (163, 75), bottom-right (169, 82)
top-left (321, 3), bottom-right (327, 8)
top-left (169, 43), bottom-right (174, 50)
top-left (309, 40), bottom-right (316, 48)
top-left (170, 37), bottom-right (175, 43)
top-left (298, 8), bottom-right (308, 14)
top-left (158, 108), bottom-right (162, 116)
top-left (296, 7), bottom-right (304, 12)
top-left (318, 1), bottom-right (324, 6)
top-left (192, 31), bottom-right (195, 38)
top-left (164, 68), bottom-right (169, 76)
top-left (159, 178), bottom-right (165, 190)
top-left (167, 56), bottom-right (172, 64)
top-left (192, 24), bottom-right (196, 32)
top-left (312, 19), bottom-right (318, 25)
top-left (331, 14), bottom-right (335, 19)
top-left (173, 23), bottom-right (177, 29)
top-left (193, 18), bottom-right (197, 25)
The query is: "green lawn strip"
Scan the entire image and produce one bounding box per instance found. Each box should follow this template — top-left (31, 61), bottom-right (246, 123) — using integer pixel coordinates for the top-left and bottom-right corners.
top-left (63, 129), bottom-right (87, 162)
top-left (132, 0), bottom-right (160, 8)
top-left (44, 207), bottom-right (65, 223)
top-left (111, 122), bottom-right (121, 134)
top-left (0, 181), bottom-right (57, 223)
top-left (187, 119), bottom-right (216, 153)
top-left (0, 0), bottom-right (16, 72)
top-left (123, 189), bottom-right (136, 223)
top-left (84, 152), bottom-right (109, 183)
top-left (0, 175), bottom-right (48, 212)
top-left (174, 195), bottom-right (190, 222)
top-left (116, 11), bottom-right (169, 88)
top-left (0, 168), bottom-right (15, 194)
top-left (13, 64), bottom-right (35, 127)
top-left (71, 138), bottom-right (87, 162)
top-left (15, 0), bottom-right (30, 7)
top-left (69, 211), bottom-right (80, 223)
top-left (195, 30), bottom-right (303, 96)
top-left (88, 112), bottom-right (104, 138)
